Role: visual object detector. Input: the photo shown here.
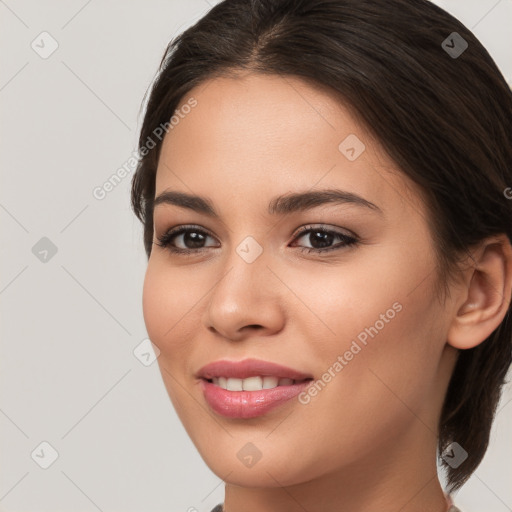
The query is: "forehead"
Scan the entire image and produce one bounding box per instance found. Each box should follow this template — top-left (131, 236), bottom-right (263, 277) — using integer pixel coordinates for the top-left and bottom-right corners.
top-left (155, 73), bottom-right (424, 217)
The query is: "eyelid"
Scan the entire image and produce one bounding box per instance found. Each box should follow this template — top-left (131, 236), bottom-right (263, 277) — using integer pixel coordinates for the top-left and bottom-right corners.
top-left (292, 223), bottom-right (358, 240)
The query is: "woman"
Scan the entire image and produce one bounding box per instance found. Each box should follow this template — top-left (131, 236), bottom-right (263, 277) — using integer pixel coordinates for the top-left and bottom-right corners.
top-left (130, 0), bottom-right (512, 510)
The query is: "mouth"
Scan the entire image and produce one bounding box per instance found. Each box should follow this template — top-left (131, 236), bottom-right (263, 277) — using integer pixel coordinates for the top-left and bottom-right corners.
top-left (203, 376), bottom-right (313, 391)
top-left (199, 375), bottom-right (314, 419)
top-left (196, 358), bottom-right (314, 419)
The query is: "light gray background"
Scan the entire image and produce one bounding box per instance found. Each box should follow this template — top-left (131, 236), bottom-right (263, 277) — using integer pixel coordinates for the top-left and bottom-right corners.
top-left (1, 1), bottom-right (511, 511)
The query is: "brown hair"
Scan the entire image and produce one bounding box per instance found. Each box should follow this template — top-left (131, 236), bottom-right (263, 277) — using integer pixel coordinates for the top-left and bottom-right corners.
top-left (131, 0), bottom-right (512, 492)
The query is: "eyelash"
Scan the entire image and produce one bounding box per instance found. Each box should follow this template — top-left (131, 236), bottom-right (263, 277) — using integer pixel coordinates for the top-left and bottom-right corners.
top-left (154, 224), bottom-right (359, 256)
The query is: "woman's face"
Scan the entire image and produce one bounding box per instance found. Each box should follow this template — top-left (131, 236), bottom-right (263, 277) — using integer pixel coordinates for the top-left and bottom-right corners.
top-left (143, 73), bottom-right (459, 487)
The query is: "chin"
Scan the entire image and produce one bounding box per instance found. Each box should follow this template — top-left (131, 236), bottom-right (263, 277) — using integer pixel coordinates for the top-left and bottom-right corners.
top-left (196, 440), bottom-right (326, 488)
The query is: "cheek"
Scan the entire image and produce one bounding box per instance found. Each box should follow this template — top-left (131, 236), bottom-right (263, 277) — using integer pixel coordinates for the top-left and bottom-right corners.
top-left (279, 275), bottom-right (442, 472)
top-left (283, 244), bottom-right (431, 348)
top-left (286, 243), bottom-right (441, 403)
top-left (142, 263), bottom-right (168, 343)
top-left (142, 260), bottom-right (198, 359)
top-left (142, 261), bottom-right (205, 419)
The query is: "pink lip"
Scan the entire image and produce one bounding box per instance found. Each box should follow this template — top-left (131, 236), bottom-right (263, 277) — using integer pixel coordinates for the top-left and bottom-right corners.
top-left (196, 358), bottom-right (313, 380)
top-left (200, 379), bottom-right (312, 419)
top-left (196, 358), bottom-right (313, 419)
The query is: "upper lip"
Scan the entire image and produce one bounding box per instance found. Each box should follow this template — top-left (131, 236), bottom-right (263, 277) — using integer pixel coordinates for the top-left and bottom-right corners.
top-left (196, 358), bottom-right (313, 381)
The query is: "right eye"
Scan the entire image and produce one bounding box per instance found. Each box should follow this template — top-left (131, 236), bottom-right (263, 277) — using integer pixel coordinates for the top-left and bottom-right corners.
top-left (155, 225), bottom-right (220, 254)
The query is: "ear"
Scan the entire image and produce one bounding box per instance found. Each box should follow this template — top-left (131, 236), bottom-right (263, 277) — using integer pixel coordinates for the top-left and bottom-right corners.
top-left (447, 234), bottom-right (512, 350)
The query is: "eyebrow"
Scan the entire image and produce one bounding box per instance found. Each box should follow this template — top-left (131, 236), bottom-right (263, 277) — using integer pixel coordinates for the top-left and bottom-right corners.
top-left (153, 189), bottom-right (383, 217)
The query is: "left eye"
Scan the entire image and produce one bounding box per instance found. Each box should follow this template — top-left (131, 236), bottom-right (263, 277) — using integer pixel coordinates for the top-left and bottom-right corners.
top-left (154, 225), bottom-right (359, 255)
top-left (290, 226), bottom-right (359, 253)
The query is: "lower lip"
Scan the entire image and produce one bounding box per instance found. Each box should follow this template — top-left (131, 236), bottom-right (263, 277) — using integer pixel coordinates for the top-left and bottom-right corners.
top-left (200, 379), bottom-right (312, 419)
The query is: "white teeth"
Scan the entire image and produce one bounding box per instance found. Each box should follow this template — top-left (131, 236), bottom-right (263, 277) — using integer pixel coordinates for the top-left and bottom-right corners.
top-left (262, 376), bottom-right (279, 389)
top-left (226, 378), bottom-right (243, 391)
top-left (242, 376), bottom-right (263, 391)
top-left (210, 376), bottom-right (297, 391)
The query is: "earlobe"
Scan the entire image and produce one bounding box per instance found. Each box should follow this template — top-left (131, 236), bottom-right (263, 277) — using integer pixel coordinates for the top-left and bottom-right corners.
top-left (447, 234), bottom-right (512, 350)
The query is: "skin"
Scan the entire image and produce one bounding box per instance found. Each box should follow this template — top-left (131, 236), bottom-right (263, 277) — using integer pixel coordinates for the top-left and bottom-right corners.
top-left (142, 72), bottom-right (512, 512)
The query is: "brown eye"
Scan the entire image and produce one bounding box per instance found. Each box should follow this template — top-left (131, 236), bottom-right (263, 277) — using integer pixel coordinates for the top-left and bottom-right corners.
top-left (291, 226), bottom-right (359, 254)
top-left (155, 226), bottom-right (219, 253)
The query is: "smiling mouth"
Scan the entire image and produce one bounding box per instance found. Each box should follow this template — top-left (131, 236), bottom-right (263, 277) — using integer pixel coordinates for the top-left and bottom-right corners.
top-left (204, 376), bottom-right (313, 391)
top-left (200, 377), bottom-right (314, 419)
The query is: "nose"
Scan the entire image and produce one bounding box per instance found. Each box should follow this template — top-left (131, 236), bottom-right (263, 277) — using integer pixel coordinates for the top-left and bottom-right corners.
top-left (202, 249), bottom-right (286, 342)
